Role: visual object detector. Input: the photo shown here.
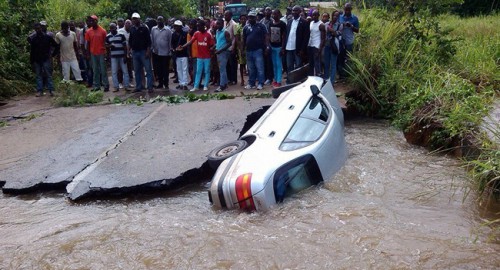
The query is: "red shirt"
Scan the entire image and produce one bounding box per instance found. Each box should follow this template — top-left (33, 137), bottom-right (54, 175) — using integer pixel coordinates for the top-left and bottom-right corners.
top-left (85, 26), bottom-right (107, 55)
top-left (191, 31), bottom-right (214, 59)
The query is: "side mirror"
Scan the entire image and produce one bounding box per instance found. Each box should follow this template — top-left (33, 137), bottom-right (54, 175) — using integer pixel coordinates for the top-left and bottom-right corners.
top-left (310, 85), bottom-right (320, 96)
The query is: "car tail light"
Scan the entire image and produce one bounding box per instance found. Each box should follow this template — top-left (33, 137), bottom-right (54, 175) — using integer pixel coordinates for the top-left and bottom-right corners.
top-left (235, 173), bottom-right (256, 210)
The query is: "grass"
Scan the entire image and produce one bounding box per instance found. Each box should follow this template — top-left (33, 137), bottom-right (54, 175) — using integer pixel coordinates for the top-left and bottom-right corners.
top-left (53, 80), bottom-right (104, 107)
top-left (111, 91), bottom-right (272, 106)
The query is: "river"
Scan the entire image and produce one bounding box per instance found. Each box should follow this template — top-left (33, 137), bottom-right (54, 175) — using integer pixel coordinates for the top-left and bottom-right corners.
top-left (1, 119), bottom-right (498, 269)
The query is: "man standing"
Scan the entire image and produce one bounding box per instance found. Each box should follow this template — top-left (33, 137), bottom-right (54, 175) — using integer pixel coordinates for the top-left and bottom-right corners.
top-left (105, 23), bottom-right (130, 92)
top-left (260, 7), bottom-right (273, 85)
top-left (171, 20), bottom-right (189, 90)
top-left (69, 20), bottom-right (87, 83)
top-left (223, 10), bottom-right (237, 85)
top-left (307, 10), bottom-right (326, 76)
top-left (243, 11), bottom-right (269, 90)
top-left (269, 9), bottom-right (286, 87)
top-left (179, 20), bottom-right (214, 92)
top-left (55, 21), bottom-right (83, 83)
top-left (283, 5), bottom-right (310, 84)
top-left (84, 15), bottom-right (109, 91)
top-left (118, 19), bottom-right (134, 88)
top-left (80, 17), bottom-right (93, 88)
top-left (338, 2), bottom-right (359, 79)
top-left (117, 18), bottom-right (125, 30)
top-left (28, 22), bottom-right (58, 96)
top-left (214, 18), bottom-right (232, 92)
top-left (187, 19), bottom-right (198, 86)
top-left (129, 12), bottom-right (154, 92)
top-left (150, 16), bottom-right (173, 90)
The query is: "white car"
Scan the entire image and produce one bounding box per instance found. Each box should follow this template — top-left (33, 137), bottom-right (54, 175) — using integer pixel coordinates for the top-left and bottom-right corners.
top-left (207, 76), bottom-right (347, 211)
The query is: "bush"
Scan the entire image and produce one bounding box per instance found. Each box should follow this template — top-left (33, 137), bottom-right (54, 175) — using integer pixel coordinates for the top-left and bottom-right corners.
top-left (0, 0), bottom-right (40, 99)
top-left (347, 8), bottom-right (499, 198)
top-left (53, 80), bottom-right (103, 107)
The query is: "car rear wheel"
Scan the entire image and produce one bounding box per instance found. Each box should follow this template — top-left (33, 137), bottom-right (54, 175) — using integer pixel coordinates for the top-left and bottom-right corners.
top-left (207, 140), bottom-right (248, 169)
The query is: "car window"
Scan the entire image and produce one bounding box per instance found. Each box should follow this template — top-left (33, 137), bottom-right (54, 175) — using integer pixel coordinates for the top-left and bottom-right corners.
top-left (280, 97), bottom-right (330, 151)
top-left (273, 155), bottom-right (323, 202)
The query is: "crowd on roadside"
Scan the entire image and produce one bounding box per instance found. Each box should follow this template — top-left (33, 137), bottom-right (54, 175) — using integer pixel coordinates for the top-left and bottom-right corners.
top-left (27, 2), bottom-right (359, 97)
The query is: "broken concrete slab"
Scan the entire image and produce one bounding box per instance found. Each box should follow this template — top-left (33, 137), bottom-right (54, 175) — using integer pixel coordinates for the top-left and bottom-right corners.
top-left (1, 105), bottom-right (158, 193)
top-left (66, 98), bottom-right (274, 200)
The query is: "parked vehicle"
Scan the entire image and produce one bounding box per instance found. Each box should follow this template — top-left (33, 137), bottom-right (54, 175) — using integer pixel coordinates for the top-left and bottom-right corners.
top-left (224, 3), bottom-right (248, 20)
top-left (207, 76), bottom-right (347, 211)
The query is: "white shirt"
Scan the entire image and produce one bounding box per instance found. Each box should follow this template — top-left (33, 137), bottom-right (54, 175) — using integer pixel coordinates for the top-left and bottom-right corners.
top-left (224, 19), bottom-right (236, 51)
top-left (118, 28), bottom-right (130, 44)
top-left (308, 20), bottom-right (323, 49)
top-left (285, 18), bottom-right (300, 51)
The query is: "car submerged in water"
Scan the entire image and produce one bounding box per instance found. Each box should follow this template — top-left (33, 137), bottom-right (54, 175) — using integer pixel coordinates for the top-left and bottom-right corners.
top-left (207, 76), bottom-right (347, 211)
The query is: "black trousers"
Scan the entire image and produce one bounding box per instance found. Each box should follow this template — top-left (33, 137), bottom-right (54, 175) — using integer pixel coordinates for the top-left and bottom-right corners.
top-left (227, 51), bottom-right (238, 83)
top-left (153, 53), bottom-right (171, 87)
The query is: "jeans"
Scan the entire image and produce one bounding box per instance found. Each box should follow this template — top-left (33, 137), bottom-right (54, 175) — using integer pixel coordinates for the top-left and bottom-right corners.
top-left (176, 57), bottom-right (189, 86)
top-left (271, 46), bottom-right (283, 84)
top-left (77, 55), bottom-right (88, 82)
top-left (189, 57), bottom-right (197, 83)
top-left (217, 50), bottom-right (229, 87)
top-left (329, 53), bottom-right (338, 85)
top-left (194, 58), bottom-right (210, 88)
top-left (307, 46), bottom-right (321, 76)
top-left (246, 49), bottom-right (264, 86)
top-left (111, 57), bottom-right (130, 88)
top-left (132, 50), bottom-right (154, 90)
top-left (285, 50), bottom-right (302, 83)
top-left (34, 60), bottom-right (54, 93)
top-left (323, 45), bottom-right (331, 80)
top-left (61, 59), bottom-right (83, 81)
top-left (338, 43), bottom-right (354, 78)
top-left (91, 54), bottom-right (108, 88)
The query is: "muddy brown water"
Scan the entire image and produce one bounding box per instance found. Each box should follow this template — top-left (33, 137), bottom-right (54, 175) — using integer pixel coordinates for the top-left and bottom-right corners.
top-left (1, 119), bottom-right (498, 269)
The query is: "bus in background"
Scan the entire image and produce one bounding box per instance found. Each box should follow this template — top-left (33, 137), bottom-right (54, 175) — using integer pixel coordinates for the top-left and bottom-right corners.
top-left (224, 3), bottom-right (248, 20)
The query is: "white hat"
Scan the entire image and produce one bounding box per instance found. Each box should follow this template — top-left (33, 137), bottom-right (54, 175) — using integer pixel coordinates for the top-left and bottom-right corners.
top-left (40, 20), bottom-right (47, 26)
top-left (174, 20), bottom-right (183, 26)
top-left (131, 12), bottom-right (140, 19)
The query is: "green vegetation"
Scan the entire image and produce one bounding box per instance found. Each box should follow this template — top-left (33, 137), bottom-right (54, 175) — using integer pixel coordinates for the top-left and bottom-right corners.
top-left (109, 91), bottom-right (272, 106)
top-left (0, 0), bottom-right (197, 100)
top-left (53, 80), bottom-right (104, 106)
top-left (346, 6), bottom-right (499, 201)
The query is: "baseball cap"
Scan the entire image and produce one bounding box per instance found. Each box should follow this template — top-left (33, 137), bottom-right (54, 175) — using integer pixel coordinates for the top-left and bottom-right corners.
top-left (132, 12), bottom-right (140, 19)
top-left (174, 20), bottom-right (183, 26)
top-left (40, 21), bottom-right (47, 26)
top-left (248, 11), bottom-right (257, 17)
top-left (90, 15), bottom-right (98, 20)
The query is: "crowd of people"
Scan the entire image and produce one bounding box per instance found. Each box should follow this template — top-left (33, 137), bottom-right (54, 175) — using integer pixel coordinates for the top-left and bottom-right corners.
top-left (27, 3), bottom-right (359, 96)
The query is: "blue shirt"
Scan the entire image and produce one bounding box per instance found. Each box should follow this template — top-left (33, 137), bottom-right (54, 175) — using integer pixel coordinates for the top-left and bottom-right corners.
top-left (243, 22), bottom-right (268, 52)
top-left (215, 29), bottom-right (227, 50)
top-left (339, 14), bottom-right (359, 45)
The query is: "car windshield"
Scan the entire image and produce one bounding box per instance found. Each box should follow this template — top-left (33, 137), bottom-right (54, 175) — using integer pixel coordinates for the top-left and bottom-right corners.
top-left (280, 97), bottom-right (330, 150)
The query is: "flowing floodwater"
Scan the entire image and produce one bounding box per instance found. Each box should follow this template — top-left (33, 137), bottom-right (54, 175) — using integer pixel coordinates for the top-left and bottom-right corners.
top-left (1, 119), bottom-right (498, 269)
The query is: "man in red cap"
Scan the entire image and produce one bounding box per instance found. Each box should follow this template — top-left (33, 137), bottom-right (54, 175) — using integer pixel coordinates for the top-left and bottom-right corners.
top-left (85, 15), bottom-right (109, 91)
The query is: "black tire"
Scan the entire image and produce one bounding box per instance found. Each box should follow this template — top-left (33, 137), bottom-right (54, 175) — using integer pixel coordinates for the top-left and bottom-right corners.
top-left (207, 140), bottom-right (248, 170)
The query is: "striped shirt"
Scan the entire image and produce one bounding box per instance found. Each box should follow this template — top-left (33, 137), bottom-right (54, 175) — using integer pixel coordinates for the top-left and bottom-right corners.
top-left (105, 33), bottom-right (126, 58)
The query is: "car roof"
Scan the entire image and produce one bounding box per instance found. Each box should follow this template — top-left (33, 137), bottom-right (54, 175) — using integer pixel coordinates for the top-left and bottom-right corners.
top-left (243, 77), bottom-right (323, 149)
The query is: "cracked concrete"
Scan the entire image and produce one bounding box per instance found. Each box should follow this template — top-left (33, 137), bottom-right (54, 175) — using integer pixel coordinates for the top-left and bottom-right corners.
top-left (1, 97), bottom-right (274, 200)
